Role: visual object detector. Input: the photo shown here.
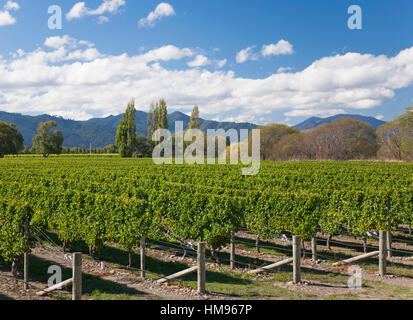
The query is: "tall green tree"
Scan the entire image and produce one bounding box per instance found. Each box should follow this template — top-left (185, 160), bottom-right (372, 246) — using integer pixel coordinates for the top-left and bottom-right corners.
top-left (0, 122), bottom-right (24, 158)
top-left (115, 99), bottom-right (137, 158)
top-left (151, 99), bottom-right (169, 130)
top-left (32, 121), bottom-right (64, 158)
top-left (188, 105), bottom-right (201, 129)
top-left (147, 103), bottom-right (154, 138)
top-left (159, 99), bottom-right (168, 130)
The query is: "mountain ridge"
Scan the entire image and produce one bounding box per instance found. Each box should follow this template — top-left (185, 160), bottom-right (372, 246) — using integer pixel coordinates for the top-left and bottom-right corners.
top-left (0, 110), bottom-right (257, 148)
top-left (293, 114), bottom-right (386, 131)
top-left (0, 110), bottom-right (387, 148)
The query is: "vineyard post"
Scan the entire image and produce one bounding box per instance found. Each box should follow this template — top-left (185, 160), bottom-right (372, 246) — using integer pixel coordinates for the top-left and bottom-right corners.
top-left (230, 229), bottom-right (235, 270)
top-left (197, 242), bottom-right (206, 295)
top-left (140, 237), bottom-right (146, 279)
top-left (386, 231), bottom-right (392, 259)
top-left (311, 236), bottom-right (317, 263)
top-left (385, 203), bottom-right (392, 259)
top-left (23, 216), bottom-right (29, 290)
top-left (24, 253), bottom-right (29, 291)
top-left (379, 230), bottom-right (387, 277)
top-left (293, 236), bottom-right (301, 284)
top-left (72, 252), bottom-right (82, 300)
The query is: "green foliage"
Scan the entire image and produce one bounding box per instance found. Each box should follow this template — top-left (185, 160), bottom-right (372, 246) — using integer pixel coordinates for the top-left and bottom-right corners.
top-left (115, 99), bottom-right (137, 158)
top-left (0, 199), bottom-right (33, 263)
top-left (32, 121), bottom-right (64, 157)
top-left (0, 157), bottom-right (411, 266)
top-left (188, 105), bottom-right (200, 129)
top-left (0, 121), bottom-right (24, 158)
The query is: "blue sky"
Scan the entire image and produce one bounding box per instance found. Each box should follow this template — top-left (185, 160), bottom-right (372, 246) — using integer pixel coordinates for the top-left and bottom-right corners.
top-left (0, 0), bottom-right (412, 125)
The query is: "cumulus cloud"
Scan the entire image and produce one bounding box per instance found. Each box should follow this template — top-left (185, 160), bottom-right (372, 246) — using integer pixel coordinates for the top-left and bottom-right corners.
top-left (236, 46), bottom-right (258, 64)
top-left (0, 1), bottom-right (19, 27)
top-left (66, 0), bottom-right (125, 21)
top-left (216, 59), bottom-right (227, 69)
top-left (188, 55), bottom-right (209, 68)
top-left (1, 37), bottom-right (413, 123)
top-left (138, 2), bottom-right (175, 28)
top-left (277, 66), bottom-right (293, 73)
top-left (237, 40), bottom-right (294, 64)
top-left (262, 40), bottom-right (294, 57)
top-left (4, 1), bottom-right (19, 11)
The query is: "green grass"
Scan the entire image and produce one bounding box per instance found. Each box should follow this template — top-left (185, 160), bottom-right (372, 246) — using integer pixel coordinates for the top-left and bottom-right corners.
top-left (0, 293), bottom-right (13, 300)
top-left (5, 230), bottom-right (413, 300)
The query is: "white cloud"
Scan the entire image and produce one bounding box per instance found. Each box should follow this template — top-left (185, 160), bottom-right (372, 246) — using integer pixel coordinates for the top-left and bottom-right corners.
top-left (0, 10), bottom-right (15, 26)
top-left (97, 16), bottom-right (109, 24)
top-left (262, 40), bottom-right (294, 57)
top-left (44, 35), bottom-right (75, 49)
top-left (44, 35), bottom-right (95, 50)
top-left (0, 1), bottom-right (19, 27)
top-left (138, 3), bottom-right (175, 28)
top-left (1, 37), bottom-right (413, 124)
top-left (375, 115), bottom-right (385, 120)
top-left (277, 66), bottom-right (293, 73)
top-left (188, 55), bottom-right (209, 68)
top-left (66, 0), bottom-right (125, 21)
top-left (143, 45), bottom-right (193, 62)
top-left (216, 59), bottom-right (227, 69)
top-left (66, 2), bottom-right (88, 20)
top-left (236, 46), bottom-right (258, 64)
top-left (4, 1), bottom-right (19, 11)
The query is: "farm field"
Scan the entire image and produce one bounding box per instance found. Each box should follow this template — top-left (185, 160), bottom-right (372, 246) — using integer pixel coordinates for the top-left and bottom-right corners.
top-left (0, 156), bottom-right (412, 300)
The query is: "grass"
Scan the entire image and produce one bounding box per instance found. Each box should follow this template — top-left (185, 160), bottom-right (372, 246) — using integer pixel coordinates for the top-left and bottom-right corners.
top-left (3, 230), bottom-right (413, 300)
top-left (0, 293), bottom-right (13, 300)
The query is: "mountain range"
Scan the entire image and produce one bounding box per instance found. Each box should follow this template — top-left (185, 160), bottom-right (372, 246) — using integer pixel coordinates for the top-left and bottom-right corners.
top-left (0, 110), bottom-right (386, 148)
top-left (292, 114), bottom-right (386, 131)
top-left (0, 110), bottom-right (257, 148)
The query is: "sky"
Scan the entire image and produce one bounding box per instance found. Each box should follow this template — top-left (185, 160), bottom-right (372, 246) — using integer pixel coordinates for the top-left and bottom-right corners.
top-left (0, 0), bottom-right (412, 126)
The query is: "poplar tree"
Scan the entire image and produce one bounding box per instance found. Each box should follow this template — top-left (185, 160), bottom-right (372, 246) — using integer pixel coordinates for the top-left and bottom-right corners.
top-left (159, 99), bottom-right (169, 130)
top-left (188, 105), bottom-right (200, 129)
top-left (147, 103), bottom-right (154, 138)
top-left (115, 99), bottom-right (137, 158)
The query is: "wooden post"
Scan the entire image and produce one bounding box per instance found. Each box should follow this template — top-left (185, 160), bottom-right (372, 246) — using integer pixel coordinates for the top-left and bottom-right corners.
top-left (311, 236), bottom-right (317, 263)
top-left (24, 253), bottom-right (29, 291)
top-left (379, 230), bottom-right (387, 277)
top-left (385, 203), bottom-right (392, 259)
top-left (256, 235), bottom-right (260, 253)
top-left (157, 266), bottom-right (198, 284)
top-left (72, 252), bottom-right (82, 301)
top-left (247, 258), bottom-right (294, 274)
top-left (293, 236), bottom-right (301, 284)
top-left (197, 242), bottom-right (206, 295)
top-left (24, 216), bottom-right (29, 291)
top-left (333, 251), bottom-right (379, 266)
top-left (230, 229), bottom-right (235, 270)
top-left (386, 231), bottom-right (392, 259)
top-left (140, 237), bottom-right (146, 279)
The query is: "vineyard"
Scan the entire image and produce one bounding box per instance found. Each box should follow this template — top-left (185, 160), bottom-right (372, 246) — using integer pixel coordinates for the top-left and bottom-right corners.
top-left (0, 156), bottom-right (413, 300)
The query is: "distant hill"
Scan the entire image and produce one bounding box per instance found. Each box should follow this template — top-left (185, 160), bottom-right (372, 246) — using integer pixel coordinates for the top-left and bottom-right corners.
top-left (293, 114), bottom-right (386, 131)
top-left (0, 110), bottom-right (257, 148)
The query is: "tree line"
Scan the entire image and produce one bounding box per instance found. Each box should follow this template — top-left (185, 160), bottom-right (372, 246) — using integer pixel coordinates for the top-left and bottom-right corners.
top-left (0, 101), bottom-right (412, 162)
top-left (115, 98), bottom-right (201, 158)
top-left (237, 106), bottom-right (413, 162)
top-left (0, 120), bottom-right (64, 158)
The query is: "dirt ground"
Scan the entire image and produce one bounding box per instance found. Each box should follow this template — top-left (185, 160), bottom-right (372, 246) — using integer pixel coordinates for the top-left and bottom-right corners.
top-left (1, 230), bottom-right (413, 300)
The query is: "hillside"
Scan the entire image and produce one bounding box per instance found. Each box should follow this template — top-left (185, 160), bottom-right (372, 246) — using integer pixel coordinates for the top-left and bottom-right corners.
top-left (0, 110), bottom-right (257, 148)
top-left (293, 114), bottom-right (386, 131)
